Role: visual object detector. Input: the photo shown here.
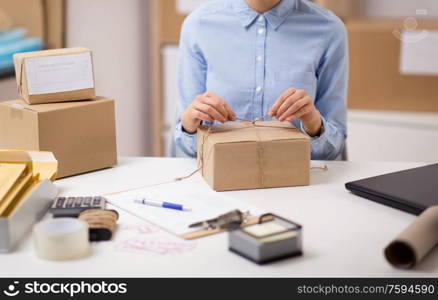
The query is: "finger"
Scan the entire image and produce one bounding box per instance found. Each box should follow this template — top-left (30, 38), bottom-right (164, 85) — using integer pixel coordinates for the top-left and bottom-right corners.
top-left (202, 94), bottom-right (229, 120)
top-left (192, 109), bottom-right (213, 122)
top-left (204, 93), bottom-right (237, 121)
top-left (277, 90), bottom-right (306, 118)
top-left (279, 97), bottom-right (309, 121)
top-left (204, 92), bottom-right (227, 111)
top-left (220, 99), bottom-right (237, 121)
top-left (204, 92), bottom-right (237, 121)
top-left (224, 103), bottom-right (237, 121)
top-left (285, 104), bottom-right (312, 121)
top-left (269, 88), bottom-right (296, 117)
top-left (293, 104), bottom-right (312, 119)
top-left (194, 102), bottom-right (227, 123)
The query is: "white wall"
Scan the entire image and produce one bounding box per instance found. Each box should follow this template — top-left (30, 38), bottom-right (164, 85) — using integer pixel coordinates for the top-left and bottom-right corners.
top-left (348, 110), bottom-right (438, 162)
top-left (66, 0), bottom-right (151, 156)
top-left (363, 0), bottom-right (438, 18)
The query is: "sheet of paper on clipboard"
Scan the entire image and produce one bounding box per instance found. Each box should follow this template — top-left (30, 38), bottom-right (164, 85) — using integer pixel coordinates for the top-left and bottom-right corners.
top-left (105, 180), bottom-right (266, 238)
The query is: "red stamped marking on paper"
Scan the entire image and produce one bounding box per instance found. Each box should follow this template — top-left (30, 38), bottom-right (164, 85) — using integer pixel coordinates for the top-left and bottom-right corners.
top-left (116, 237), bottom-right (196, 255)
top-left (119, 222), bottom-right (160, 234)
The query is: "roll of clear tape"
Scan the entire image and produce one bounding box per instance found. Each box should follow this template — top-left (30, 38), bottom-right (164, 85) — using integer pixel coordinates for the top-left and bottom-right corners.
top-left (385, 206), bottom-right (438, 269)
top-left (33, 218), bottom-right (90, 261)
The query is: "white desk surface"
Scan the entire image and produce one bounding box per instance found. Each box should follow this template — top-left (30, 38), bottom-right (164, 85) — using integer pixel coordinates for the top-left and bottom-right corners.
top-left (2, 157), bottom-right (436, 278)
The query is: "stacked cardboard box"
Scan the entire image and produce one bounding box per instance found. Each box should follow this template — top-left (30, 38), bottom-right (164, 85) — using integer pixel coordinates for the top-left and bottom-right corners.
top-left (0, 47), bottom-right (117, 178)
top-left (0, 0), bottom-right (65, 49)
top-left (313, 0), bottom-right (361, 19)
top-left (347, 18), bottom-right (438, 111)
top-left (315, 1), bottom-right (438, 112)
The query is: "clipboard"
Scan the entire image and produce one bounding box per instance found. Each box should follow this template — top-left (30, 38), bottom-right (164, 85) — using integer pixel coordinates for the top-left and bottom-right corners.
top-left (105, 180), bottom-right (268, 239)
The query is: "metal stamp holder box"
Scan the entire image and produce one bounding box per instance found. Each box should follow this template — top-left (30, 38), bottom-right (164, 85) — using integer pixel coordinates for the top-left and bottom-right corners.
top-left (229, 213), bottom-right (302, 264)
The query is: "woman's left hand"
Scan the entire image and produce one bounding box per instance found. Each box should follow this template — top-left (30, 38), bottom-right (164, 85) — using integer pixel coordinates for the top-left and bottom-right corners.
top-left (268, 88), bottom-right (322, 137)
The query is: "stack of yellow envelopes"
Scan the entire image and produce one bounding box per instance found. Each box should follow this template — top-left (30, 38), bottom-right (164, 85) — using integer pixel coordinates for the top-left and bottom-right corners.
top-left (0, 150), bottom-right (57, 218)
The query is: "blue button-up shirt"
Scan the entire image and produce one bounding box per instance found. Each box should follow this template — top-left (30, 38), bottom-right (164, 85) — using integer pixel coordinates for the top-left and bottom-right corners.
top-left (174, 0), bottom-right (348, 160)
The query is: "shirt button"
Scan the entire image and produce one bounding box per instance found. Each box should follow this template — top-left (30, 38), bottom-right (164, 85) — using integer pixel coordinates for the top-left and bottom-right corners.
top-left (258, 28), bottom-right (264, 34)
top-left (256, 86), bottom-right (262, 92)
top-left (256, 56), bottom-right (262, 61)
top-left (258, 15), bottom-right (264, 23)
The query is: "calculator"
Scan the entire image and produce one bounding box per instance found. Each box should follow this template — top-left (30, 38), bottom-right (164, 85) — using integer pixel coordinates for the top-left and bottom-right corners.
top-left (49, 196), bottom-right (106, 218)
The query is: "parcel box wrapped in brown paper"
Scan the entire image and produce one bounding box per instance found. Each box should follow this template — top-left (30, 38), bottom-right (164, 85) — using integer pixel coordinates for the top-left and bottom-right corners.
top-left (13, 47), bottom-right (95, 104)
top-left (197, 121), bottom-right (310, 191)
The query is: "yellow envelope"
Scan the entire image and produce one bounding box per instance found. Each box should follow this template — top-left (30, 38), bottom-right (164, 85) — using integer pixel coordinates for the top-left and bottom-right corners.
top-left (0, 150), bottom-right (58, 217)
top-left (0, 150), bottom-right (58, 181)
top-left (0, 163), bottom-right (27, 200)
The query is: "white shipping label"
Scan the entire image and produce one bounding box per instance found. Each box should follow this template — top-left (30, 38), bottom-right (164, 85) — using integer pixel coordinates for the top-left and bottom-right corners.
top-left (25, 52), bottom-right (94, 95)
top-left (400, 30), bottom-right (438, 76)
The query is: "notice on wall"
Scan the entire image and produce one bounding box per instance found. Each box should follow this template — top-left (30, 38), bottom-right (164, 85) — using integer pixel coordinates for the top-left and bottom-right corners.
top-left (25, 52), bottom-right (94, 95)
top-left (176, 0), bottom-right (211, 14)
top-left (400, 30), bottom-right (438, 76)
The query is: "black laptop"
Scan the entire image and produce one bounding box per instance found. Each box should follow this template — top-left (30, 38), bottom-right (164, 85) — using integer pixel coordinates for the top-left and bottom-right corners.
top-left (345, 164), bottom-right (438, 215)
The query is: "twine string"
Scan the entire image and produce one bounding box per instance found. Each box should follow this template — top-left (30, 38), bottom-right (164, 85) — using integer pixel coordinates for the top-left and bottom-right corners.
top-left (104, 117), bottom-right (328, 196)
top-left (253, 124), bottom-right (265, 187)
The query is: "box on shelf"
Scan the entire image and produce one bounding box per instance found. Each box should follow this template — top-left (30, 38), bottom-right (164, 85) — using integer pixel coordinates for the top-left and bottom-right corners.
top-left (13, 47), bottom-right (95, 104)
top-left (0, 0), bottom-right (65, 48)
top-left (197, 121), bottom-right (310, 192)
top-left (313, 0), bottom-right (361, 19)
top-left (0, 150), bottom-right (58, 252)
top-left (347, 18), bottom-right (438, 111)
top-left (0, 97), bottom-right (117, 178)
top-left (0, 0), bottom-right (45, 39)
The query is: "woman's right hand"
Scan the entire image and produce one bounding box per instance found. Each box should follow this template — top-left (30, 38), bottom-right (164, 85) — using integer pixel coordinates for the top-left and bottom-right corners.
top-left (181, 91), bottom-right (237, 133)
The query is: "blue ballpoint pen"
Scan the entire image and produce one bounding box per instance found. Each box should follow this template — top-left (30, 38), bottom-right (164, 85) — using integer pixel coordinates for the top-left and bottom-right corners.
top-left (134, 198), bottom-right (191, 211)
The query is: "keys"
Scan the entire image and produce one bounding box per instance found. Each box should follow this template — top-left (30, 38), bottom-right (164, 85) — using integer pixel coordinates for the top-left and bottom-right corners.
top-left (92, 196), bottom-right (102, 206)
top-left (49, 196), bottom-right (106, 218)
top-left (66, 197), bottom-right (75, 207)
top-left (55, 197), bottom-right (66, 207)
top-left (84, 197), bottom-right (92, 206)
top-left (74, 197), bottom-right (84, 207)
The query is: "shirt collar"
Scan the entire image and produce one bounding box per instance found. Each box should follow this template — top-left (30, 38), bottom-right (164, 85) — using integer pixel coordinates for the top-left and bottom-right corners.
top-left (233, 0), bottom-right (296, 30)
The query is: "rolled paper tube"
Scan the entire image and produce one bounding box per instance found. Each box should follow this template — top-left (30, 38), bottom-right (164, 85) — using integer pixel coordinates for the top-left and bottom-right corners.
top-left (385, 206), bottom-right (438, 269)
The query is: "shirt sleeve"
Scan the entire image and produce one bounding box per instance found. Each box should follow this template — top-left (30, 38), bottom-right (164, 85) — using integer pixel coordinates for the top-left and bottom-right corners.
top-left (174, 13), bottom-right (207, 157)
top-left (300, 18), bottom-right (348, 160)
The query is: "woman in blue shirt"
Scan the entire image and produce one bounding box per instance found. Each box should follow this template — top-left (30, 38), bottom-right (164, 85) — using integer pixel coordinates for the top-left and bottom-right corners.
top-left (175, 0), bottom-right (348, 160)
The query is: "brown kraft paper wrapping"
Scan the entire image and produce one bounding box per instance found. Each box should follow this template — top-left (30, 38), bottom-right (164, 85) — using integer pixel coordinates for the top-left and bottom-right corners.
top-left (385, 206), bottom-right (438, 269)
top-left (197, 121), bottom-right (310, 191)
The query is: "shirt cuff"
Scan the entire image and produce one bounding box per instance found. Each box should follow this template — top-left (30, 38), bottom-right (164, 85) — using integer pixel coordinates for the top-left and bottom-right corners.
top-left (298, 116), bottom-right (328, 145)
top-left (178, 122), bottom-right (197, 143)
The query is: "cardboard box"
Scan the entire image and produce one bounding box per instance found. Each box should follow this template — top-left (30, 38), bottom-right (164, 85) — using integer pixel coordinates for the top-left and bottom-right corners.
top-left (13, 47), bottom-right (95, 104)
top-left (347, 18), bottom-right (438, 111)
top-left (45, 0), bottom-right (66, 49)
top-left (0, 0), bottom-right (45, 40)
top-left (197, 121), bottom-right (310, 191)
top-left (0, 97), bottom-right (117, 178)
top-left (314, 0), bottom-right (361, 19)
top-left (0, 0), bottom-right (65, 48)
top-left (0, 150), bottom-right (58, 252)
